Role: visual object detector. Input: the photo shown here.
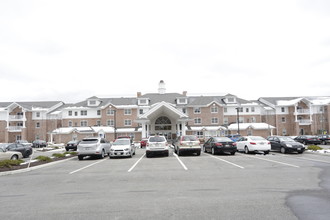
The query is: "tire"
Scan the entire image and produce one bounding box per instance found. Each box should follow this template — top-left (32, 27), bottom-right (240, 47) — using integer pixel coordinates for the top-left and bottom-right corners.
top-left (211, 147), bottom-right (216, 155)
top-left (203, 146), bottom-right (207, 153)
top-left (231, 151), bottom-right (236, 155)
top-left (264, 151), bottom-right (270, 155)
top-left (244, 146), bottom-right (249, 154)
top-left (24, 151), bottom-right (31, 158)
top-left (146, 152), bottom-right (150, 158)
top-left (177, 148), bottom-right (181, 156)
top-left (196, 151), bottom-right (201, 156)
top-left (78, 155), bottom-right (84, 160)
top-left (11, 155), bottom-right (18, 160)
top-left (303, 141), bottom-right (307, 145)
top-left (280, 147), bottom-right (286, 154)
top-left (99, 150), bottom-right (105, 159)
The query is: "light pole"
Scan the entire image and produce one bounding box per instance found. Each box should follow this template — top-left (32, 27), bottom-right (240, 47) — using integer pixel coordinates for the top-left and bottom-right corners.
top-left (236, 107), bottom-right (240, 135)
top-left (110, 107), bottom-right (117, 140)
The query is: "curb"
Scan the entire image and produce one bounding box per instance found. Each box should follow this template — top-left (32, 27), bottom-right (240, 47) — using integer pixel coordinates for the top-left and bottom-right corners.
top-left (0, 157), bottom-right (75, 176)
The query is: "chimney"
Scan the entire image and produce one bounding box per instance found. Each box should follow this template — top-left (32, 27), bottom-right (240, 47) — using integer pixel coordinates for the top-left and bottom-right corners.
top-left (137, 92), bottom-right (142, 97)
top-left (182, 91), bottom-right (187, 96)
top-left (158, 80), bottom-right (166, 94)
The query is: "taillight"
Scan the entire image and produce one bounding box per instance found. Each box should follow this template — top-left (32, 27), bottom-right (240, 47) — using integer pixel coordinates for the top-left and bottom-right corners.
top-left (215, 143), bottom-right (223, 146)
top-left (250, 142), bottom-right (256, 145)
top-left (232, 143), bottom-right (237, 146)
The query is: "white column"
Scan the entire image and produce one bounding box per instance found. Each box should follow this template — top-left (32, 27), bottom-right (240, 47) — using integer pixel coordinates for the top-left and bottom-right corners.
top-left (182, 122), bottom-right (186, 135)
top-left (142, 122), bottom-right (146, 138)
top-left (146, 123), bottom-right (150, 137)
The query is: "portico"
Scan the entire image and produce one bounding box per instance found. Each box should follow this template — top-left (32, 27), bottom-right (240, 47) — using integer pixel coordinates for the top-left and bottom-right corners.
top-left (136, 101), bottom-right (190, 140)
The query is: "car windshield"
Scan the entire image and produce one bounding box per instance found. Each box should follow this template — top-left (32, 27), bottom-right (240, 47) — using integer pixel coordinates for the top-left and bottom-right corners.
top-left (249, 136), bottom-right (266, 141)
top-left (214, 137), bottom-right (233, 142)
top-left (182, 136), bottom-right (198, 141)
top-left (113, 139), bottom-right (130, 145)
top-left (149, 136), bottom-right (166, 142)
top-left (279, 137), bottom-right (294, 142)
top-left (80, 139), bottom-right (98, 144)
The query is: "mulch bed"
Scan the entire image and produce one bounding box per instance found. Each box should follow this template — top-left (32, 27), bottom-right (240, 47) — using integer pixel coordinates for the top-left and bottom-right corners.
top-left (0, 155), bottom-right (75, 173)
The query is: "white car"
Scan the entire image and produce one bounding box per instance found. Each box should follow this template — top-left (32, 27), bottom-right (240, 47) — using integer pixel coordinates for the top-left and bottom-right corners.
top-left (0, 148), bottom-right (23, 161)
top-left (146, 136), bottom-right (169, 158)
top-left (109, 138), bottom-right (135, 158)
top-left (236, 136), bottom-right (271, 154)
top-left (77, 137), bottom-right (111, 160)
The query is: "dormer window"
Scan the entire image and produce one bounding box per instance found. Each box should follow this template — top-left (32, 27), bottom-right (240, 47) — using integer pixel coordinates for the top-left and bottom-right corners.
top-left (138, 98), bottom-right (149, 105)
top-left (87, 97), bottom-right (100, 106)
top-left (226, 97), bottom-right (236, 103)
top-left (177, 98), bottom-right (187, 105)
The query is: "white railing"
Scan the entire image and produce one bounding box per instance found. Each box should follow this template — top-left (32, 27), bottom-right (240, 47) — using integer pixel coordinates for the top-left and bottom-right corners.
top-left (295, 109), bottom-right (310, 114)
top-left (7, 126), bottom-right (24, 131)
top-left (297, 119), bottom-right (312, 125)
top-left (8, 115), bottom-right (25, 120)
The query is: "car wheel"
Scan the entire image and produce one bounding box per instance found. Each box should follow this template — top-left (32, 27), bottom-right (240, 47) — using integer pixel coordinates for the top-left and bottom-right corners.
top-left (322, 141), bottom-right (326, 145)
top-left (244, 146), bottom-right (249, 154)
top-left (264, 151), bottom-right (270, 155)
top-left (78, 155), bottom-right (84, 160)
top-left (100, 150), bottom-right (105, 159)
top-left (280, 147), bottom-right (286, 154)
top-left (11, 155), bottom-right (18, 160)
top-left (303, 141), bottom-right (307, 145)
top-left (231, 151), bottom-right (236, 155)
top-left (211, 147), bottom-right (216, 155)
top-left (177, 148), bottom-right (181, 156)
top-left (146, 152), bottom-right (150, 158)
top-left (196, 151), bottom-right (201, 156)
top-left (203, 146), bottom-right (207, 153)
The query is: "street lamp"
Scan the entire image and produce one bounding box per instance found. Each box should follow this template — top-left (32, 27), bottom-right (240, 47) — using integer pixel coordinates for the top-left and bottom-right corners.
top-left (110, 107), bottom-right (117, 140)
top-left (236, 107), bottom-right (240, 135)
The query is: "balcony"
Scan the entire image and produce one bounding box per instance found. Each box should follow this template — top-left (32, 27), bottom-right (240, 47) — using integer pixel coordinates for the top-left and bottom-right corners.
top-left (7, 126), bottom-right (24, 132)
top-left (294, 109), bottom-right (310, 115)
top-left (8, 115), bottom-right (26, 121)
top-left (297, 119), bottom-right (312, 125)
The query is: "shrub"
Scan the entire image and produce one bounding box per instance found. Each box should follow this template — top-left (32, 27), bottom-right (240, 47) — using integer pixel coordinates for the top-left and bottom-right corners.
top-left (65, 151), bottom-right (78, 156)
top-left (0, 159), bottom-right (24, 168)
top-left (308, 145), bottom-right (323, 151)
top-left (35, 156), bottom-right (52, 162)
top-left (52, 153), bottom-right (66, 158)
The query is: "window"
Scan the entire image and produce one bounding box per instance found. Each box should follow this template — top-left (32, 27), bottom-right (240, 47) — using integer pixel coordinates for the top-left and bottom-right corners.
top-left (282, 128), bottom-right (287, 136)
top-left (238, 117), bottom-right (244, 123)
top-left (251, 117), bottom-right (256, 123)
top-left (138, 99), bottom-right (148, 105)
top-left (194, 118), bottom-right (202, 124)
top-left (211, 106), bottom-right (218, 113)
top-left (68, 111), bottom-right (72, 116)
top-left (246, 108), bottom-right (249, 113)
top-left (139, 109), bottom-right (144, 115)
top-left (89, 100), bottom-right (96, 105)
top-left (227, 97), bottom-right (235, 103)
top-left (211, 118), bottom-right (218, 124)
top-left (281, 117), bottom-right (286, 123)
top-left (238, 107), bottom-right (243, 112)
top-left (224, 108), bottom-right (227, 113)
top-left (68, 121), bottom-right (73, 127)
top-left (36, 122), bottom-right (40, 128)
top-left (223, 118), bottom-right (229, 125)
top-left (36, 112), bottom-right (40, 117)
top-left (177, 98), bottom-right (187, 104)
top-left (81, 120), bottom-right (88, 126)
top-left (107, 120), bottom-right (114, 126)
top-left (97, 110), bottom-right (101, 116)
top-left (182, 108), bottom-right (186, 114)
top-left (194, 108), bottom-right (201, 114)
top-left (251, 107), bottom-right (255, 112)
top-left (96, 120), bottom-right (101, 126)
top-left (124, 109), bottom-right (132, 115)
top-left (81, 110), bottom-right (87, 116)
top-left (281, 107), bottom-right (285, 113)
top-left (75, 112), bottom-right (78, 116)
top-left (124, 119), bottom-right (132, 126)
top-left (107, 109), bottom-right (115, 115)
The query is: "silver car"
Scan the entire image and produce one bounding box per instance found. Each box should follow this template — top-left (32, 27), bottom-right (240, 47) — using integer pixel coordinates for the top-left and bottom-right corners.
top-left (77, 137), bottom-right (111, 160)
top-left (109, 138), bottom-right (135, 158)
top-left (0, 148), bottom-right (23, 161)
top-left (146, 135), bottom-right (169, 158)
top-left (174, 135), bottom-right (201, 156)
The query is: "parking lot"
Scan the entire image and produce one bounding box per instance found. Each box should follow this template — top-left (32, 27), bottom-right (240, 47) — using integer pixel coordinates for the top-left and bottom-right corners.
top-left (1, 146), bottom-right (330, 220)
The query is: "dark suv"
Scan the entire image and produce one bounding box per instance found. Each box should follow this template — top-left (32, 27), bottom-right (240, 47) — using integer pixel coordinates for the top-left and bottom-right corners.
top-left (32, 140), bottom-right (47, 148)
top-left (294, 135), bottom-right (321, 145)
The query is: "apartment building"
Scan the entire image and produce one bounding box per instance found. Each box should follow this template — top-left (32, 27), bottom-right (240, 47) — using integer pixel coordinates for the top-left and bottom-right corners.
top-left (1, 81), bottom-right (329, 144)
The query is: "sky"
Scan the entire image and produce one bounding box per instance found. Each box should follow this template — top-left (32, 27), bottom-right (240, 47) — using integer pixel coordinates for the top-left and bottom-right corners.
top-left (0, 0), bottom-right (330, 103)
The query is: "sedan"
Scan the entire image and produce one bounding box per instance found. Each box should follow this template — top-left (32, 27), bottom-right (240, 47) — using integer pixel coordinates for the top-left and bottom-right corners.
top-left (267, 136), bottom-right (305, 154)
top-left (32, 140), bottom-right (47, 148)
top-left (203, 137), bottom-right (237, 155)
top-left (109, 138), bottom-right (135, 158)
top-left (0, 143), bottom-right (33, 158)
top-left (236, 136), bottom-right (271, 154)
top-left (0, 147), bottom-right (23, 161)
top-left (66, 140), bottom-right (80, 151)
top-left (294, 135), bottom-right (321, 145)
top-left (318, 135), bottom-right (330, 145)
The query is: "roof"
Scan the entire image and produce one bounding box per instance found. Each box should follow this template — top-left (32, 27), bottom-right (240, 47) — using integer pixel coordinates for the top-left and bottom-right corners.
top-left (140, 93), bottom-right (185, 105)
top-left (228, 123), bottom-right (275, 130)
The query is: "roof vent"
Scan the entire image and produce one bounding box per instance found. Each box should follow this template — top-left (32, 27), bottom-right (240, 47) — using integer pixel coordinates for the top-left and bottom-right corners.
top-left (158, 80), bottom-right (166, 94)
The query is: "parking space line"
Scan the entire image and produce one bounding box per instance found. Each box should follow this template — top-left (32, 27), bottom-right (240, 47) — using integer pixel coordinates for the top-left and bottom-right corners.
top-left (128, 154), bottom-right (145, 172)
top-left (173, 153), bottom-right (188, 170)
top-left (69, 159), bottom-right (106, 174)
top-left (243, 154), bottom-right (300, 168)
top-left (208, 154), bottom-right (245, 169)
top-left (296, 156), bottom-right (330, 164)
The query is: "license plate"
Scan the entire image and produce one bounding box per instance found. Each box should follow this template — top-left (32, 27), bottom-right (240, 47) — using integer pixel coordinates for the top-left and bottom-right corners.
top-left (84, 147), bottom-right (91, 150)
top-left (298, 148), bottom-right (301, 151)
top-left (225, 145), bottom-right (230, 147)
top-left (260, 142), bottom-right (264, 145)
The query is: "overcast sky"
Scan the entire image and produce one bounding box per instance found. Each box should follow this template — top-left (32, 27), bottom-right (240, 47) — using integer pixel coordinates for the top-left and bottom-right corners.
top-left (1, 0), bottom-right (329, 103)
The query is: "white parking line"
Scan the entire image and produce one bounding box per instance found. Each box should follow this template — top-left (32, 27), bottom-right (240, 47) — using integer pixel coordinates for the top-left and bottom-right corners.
top-left (208, 154), bottom-right (245, 169)
top-left (297, 156), bottom-right (330, 164)
top-left (69, 159), bottom-right (106, 174)
top-left (128, 154), bottom-right (145, 172)
top-left (243, 154), bottom-right (300, 168)
top-left (173, 153), bottom-right (188, 170)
